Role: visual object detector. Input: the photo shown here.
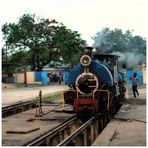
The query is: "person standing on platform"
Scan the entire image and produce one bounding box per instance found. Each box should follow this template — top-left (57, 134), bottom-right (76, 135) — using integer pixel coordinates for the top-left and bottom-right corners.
top-left (130, 72), bottom-right (139, 98)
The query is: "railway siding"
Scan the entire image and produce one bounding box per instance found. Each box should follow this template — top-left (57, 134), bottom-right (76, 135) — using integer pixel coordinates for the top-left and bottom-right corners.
top-left (2, 88), bottom-right (64, 118)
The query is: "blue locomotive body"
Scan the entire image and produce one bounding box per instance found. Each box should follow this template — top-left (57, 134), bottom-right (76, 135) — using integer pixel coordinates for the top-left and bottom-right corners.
top-left (67, 61), bottom-right (113, 87)
top-left (63, 47), bottom-right (126, 114)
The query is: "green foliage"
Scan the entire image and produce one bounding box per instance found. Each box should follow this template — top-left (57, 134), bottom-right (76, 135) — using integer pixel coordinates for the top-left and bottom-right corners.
top-left (52, 26), bottom-right (86, 67)
top-left (2, 13), bottom-right (86, 72)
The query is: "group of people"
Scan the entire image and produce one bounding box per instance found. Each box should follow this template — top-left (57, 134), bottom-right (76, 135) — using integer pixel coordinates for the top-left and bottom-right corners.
top-left (48, 72), bottom-right (63, 85)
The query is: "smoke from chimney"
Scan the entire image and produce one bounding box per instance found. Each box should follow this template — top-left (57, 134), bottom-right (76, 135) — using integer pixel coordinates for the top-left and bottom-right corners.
top-left (112, 51), bottom-right (145, 68)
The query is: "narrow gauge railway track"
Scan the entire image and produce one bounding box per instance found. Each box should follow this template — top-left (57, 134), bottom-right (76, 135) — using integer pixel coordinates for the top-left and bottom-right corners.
top-left (2, 101), bottom-right (36, 118)
top-left (58, 116), bottom-right (96, 146)
top-left (2, 99), bottom-right (60, 118)
top-left (26, 115), bottom-right (78, 146)
top-left (27, 114), bottom-right (107, 146)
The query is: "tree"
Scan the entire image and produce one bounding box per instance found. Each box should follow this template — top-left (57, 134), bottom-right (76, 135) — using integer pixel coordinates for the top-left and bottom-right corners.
top-left (92, 28), bottom-right (146, 68)
top-left (4, 50), bottom-right (29, 72)
top-left (128, 35), bottom-right (146, 55)
top-left (52, 26), bottom-right (86, 67)
top-left (2, 13), bottom-right (86, 71)
top-left (92, 28), bottom-right (146, 54)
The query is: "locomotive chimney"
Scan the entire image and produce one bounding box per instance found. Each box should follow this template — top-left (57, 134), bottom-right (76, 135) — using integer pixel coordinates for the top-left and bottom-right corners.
top-left (79, 45), bottom-right (93, 57)
top-left (84, 46), bottom-right (93, 57)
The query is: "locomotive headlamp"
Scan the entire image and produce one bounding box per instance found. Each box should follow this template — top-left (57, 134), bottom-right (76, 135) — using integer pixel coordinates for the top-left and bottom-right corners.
top-left (80, 55), bottom-right (92, 67)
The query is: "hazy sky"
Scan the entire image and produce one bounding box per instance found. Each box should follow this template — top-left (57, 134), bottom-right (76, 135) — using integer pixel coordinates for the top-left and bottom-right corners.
top-left (0, 0), bottom-right (147, 47)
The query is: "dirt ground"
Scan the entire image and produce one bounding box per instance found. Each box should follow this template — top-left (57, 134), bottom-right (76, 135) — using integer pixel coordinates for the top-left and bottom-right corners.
top-left (2, 107), bottom-right (74, 146)
top-left (2, 83), bottom-right (17, 89)
top-left (2, 83), bottom-right (68, 106)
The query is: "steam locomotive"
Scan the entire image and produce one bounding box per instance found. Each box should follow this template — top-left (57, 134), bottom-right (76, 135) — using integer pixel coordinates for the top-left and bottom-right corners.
top-left (63, 47), bottom-right (126, 115)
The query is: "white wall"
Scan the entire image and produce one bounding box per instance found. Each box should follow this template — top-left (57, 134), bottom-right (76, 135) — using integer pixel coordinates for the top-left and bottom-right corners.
top-left (26, 71), bottom-right (35, 84)
top-left (14, 73), bottom-right (24, 83)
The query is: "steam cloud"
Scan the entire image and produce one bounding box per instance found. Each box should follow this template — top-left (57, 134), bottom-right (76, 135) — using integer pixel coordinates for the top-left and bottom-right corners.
top-left (112, 51), bottom-right (145, 68)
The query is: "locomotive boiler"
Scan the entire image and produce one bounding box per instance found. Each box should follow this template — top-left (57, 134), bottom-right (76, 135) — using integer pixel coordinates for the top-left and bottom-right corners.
top-left (63, 47), bottom-right (126, 114)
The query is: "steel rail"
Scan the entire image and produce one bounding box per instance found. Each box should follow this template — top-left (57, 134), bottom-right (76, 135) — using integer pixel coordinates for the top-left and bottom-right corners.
top-left (2, 101), bottom-right (36, 117)
top-left (26, 115), bottom-right (77, 146)
top-left (2, 98), bottom-right (61, 118)
top-left (58, 116), bottom-right (95, 146)
top-left (2, 101), bottom-right (34, 110)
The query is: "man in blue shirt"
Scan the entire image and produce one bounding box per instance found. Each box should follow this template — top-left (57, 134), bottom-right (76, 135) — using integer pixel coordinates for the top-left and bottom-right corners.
top-left (130, 72), bottom-right (139, 98)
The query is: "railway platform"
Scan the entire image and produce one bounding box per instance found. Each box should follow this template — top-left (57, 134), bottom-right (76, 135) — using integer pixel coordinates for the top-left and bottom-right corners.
top-left (92, 86), bottom-right (146, 146)
top-left (2, 84), bottom-right (68, 106)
